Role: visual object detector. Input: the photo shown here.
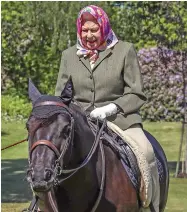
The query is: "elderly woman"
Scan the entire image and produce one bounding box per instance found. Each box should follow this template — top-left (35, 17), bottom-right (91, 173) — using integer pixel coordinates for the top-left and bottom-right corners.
top-left (55, 5), bottom-right (160, 212)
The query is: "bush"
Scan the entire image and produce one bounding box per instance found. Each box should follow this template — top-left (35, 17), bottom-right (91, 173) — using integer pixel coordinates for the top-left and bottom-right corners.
top-left (139, 47), bottom-right (186, 121)
top-left (1, 95), bottom-right (32, 121)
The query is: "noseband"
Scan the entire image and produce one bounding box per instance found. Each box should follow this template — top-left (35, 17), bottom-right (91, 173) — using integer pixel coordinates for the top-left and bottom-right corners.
top-left (30, 140), bottom-right (61, 158)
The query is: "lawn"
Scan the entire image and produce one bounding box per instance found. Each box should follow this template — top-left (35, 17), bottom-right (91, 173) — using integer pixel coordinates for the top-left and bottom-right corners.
top-left (1, 120), bottom-right (187, 211)
top-left (1, 120), bottom-right (28, 159)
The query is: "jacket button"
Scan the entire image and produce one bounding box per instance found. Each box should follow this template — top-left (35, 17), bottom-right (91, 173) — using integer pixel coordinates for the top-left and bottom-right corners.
top-left (91, 88), bottom-right (94, 92)
top-left (90, 75), bottom-right (93, 79)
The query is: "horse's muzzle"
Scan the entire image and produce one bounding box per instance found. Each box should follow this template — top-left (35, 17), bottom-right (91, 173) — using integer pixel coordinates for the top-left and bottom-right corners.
top-left (27, 167), bottom-right (55, 192)
top-left (32, 181), bottom-right (49, 192)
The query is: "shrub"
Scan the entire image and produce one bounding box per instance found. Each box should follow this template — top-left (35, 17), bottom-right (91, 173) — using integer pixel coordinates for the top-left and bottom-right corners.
top-left (1, 95), bottom-right (32, 121)
top-left (138, 47), bottom-right (186, 121)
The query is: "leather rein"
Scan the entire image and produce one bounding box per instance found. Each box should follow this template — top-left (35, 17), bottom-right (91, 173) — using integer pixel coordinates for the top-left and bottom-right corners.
top-left (29, 101), bottom-right (106, 212)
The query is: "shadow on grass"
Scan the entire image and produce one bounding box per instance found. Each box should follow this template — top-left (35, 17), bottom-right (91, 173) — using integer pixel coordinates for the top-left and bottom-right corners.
top-left (168, 161), bottom-right (183, 171)
top-left (1, 159), bottom-right (32, 203)
top-left (0, 158), bottom-right (183, 204)
top-left (1, 131), bottom-right (9, 136)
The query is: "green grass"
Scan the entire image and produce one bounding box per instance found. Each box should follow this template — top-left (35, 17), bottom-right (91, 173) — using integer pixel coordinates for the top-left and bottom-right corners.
top-left (144, 122), bottom-right (182, 161)
top-left (1, 120), bottom-right (28, 159)
top-left (2, 120), bottom-right (32, 211)
top-left (1, 203), bottom-right (30, 212)
top-left (165, 178), bottom-right (187, 212)
top-left (1, 120), bottom-right (182, 161)
top-left (1, 120), bottom-right (187, 212)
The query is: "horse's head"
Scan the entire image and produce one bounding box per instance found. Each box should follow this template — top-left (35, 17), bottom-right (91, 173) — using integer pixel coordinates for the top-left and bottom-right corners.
top-left (26, 78), bottom-right (74, 192)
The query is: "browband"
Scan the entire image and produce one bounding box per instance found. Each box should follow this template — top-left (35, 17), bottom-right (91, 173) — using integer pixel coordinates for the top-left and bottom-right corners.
top-left (33, 101), bottom-right (72, 114)
top-left (34, 101), bottom-right (66, 108)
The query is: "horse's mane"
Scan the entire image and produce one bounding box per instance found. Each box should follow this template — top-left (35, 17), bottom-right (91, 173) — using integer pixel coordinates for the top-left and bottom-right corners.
top-left (69, 102), bottom-right (91, 131)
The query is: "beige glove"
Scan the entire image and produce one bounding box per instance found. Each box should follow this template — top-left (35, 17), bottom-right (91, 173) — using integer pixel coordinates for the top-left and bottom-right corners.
top-left (90, 103), bottom-right (118, 121)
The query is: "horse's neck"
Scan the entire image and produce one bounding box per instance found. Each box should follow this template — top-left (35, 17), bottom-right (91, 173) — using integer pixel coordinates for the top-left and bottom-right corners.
top-left (69, 103), bottom-right (96, 162)
top-left (73, 117), bottom-right (95, 163)
top-left (53, 107), bottom-right (100, 211)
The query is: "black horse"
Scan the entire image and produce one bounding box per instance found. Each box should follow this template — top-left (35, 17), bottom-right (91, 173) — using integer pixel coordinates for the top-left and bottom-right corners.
top-left (26, 78), bottom-right (169, 212)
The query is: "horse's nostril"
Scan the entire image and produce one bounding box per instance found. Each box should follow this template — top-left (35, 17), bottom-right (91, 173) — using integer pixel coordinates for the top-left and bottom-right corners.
top-left (44, 169), bottom-right (53, 181)
top-left (27, 168), bottom-right (34, 182)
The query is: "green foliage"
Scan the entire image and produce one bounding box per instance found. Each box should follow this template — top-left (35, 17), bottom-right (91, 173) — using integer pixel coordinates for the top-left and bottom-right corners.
top-left (114, 1), bottom-right (187, 50)
top-left (1, 1), bottom-right (186, 122)
top-left (1, 1), bottom-right (112, 96)
top-left (1, 95), bottom-right (32, 120)
top-left (2, 1), bottom-right (29, 97)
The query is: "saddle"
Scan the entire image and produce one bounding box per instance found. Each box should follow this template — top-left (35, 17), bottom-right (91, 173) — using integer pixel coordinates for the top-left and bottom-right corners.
top-left (90, 121), bottom-right (169, 212)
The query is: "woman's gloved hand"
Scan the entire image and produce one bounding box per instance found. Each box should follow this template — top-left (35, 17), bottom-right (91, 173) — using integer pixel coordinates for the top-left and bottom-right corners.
top-left (90, 103), bottom-right (118, 121)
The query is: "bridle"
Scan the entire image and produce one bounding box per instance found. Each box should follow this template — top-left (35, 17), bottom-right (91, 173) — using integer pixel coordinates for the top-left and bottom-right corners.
top-left (28, 101), bottom-right (106, 212)
top-left (29, 101), bottom-right (75, 182)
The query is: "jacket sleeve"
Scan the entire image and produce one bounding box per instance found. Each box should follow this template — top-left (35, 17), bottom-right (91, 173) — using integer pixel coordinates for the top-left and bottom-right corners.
top-left (55, 51), bottom-right (69, 96)
top-left (112, 44), bottom-right (147, 115)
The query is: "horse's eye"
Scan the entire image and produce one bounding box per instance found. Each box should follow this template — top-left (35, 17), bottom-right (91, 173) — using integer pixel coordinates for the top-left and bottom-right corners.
top-left (64, 126), bottom-right (70, 135)
top-left (61, 126), bottom-right (70, 139)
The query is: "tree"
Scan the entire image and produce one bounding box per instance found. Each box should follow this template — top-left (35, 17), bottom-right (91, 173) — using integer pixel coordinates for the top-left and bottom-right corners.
top-left (2, 1), bottom-right (187, 97)
top-left (2, 1), bottom-right (112, 96)
top-left (113, 1), bottom-right (187, 50)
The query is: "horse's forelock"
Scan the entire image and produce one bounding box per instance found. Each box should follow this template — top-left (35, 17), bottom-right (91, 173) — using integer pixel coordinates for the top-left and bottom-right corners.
top-left (27, 113), bottom-right (62, 138)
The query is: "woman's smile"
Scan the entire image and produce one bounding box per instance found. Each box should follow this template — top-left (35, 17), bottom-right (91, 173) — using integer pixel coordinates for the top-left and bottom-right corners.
top-left (87, 40), bottom-right (96, 43)
top-left (81, 16), bottom-right (101, 50)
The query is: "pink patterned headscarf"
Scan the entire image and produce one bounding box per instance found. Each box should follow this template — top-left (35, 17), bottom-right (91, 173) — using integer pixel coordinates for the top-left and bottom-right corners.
top-left (76, 5), bottom-right (118, 64)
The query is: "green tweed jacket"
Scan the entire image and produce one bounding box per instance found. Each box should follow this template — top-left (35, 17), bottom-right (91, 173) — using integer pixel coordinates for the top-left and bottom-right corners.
top-left (55, 40), bottom-right (147, 130)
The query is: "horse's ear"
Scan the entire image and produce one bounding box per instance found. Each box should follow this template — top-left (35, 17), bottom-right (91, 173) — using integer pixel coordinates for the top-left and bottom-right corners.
top-left (28, 78), bottom-right (42, 103)
top-left (60, 76), bottom-right (73, 104)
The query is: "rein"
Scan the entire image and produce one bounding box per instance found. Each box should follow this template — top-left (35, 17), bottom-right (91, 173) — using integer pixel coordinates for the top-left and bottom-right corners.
top-left (1, 138), bottom-right (27, 151)
top-left (28, 101), bottom-right (106, 212)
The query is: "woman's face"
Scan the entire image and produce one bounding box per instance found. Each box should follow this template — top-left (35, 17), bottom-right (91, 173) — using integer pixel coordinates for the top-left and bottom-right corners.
top-left (81, 16), bottom-right (102, 50)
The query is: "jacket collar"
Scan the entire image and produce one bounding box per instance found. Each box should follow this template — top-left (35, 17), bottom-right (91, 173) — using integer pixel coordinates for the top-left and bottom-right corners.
top-left (79, 48), bottom-right (113, 72)
top-left (92, 48), bottom-right (112, 71)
